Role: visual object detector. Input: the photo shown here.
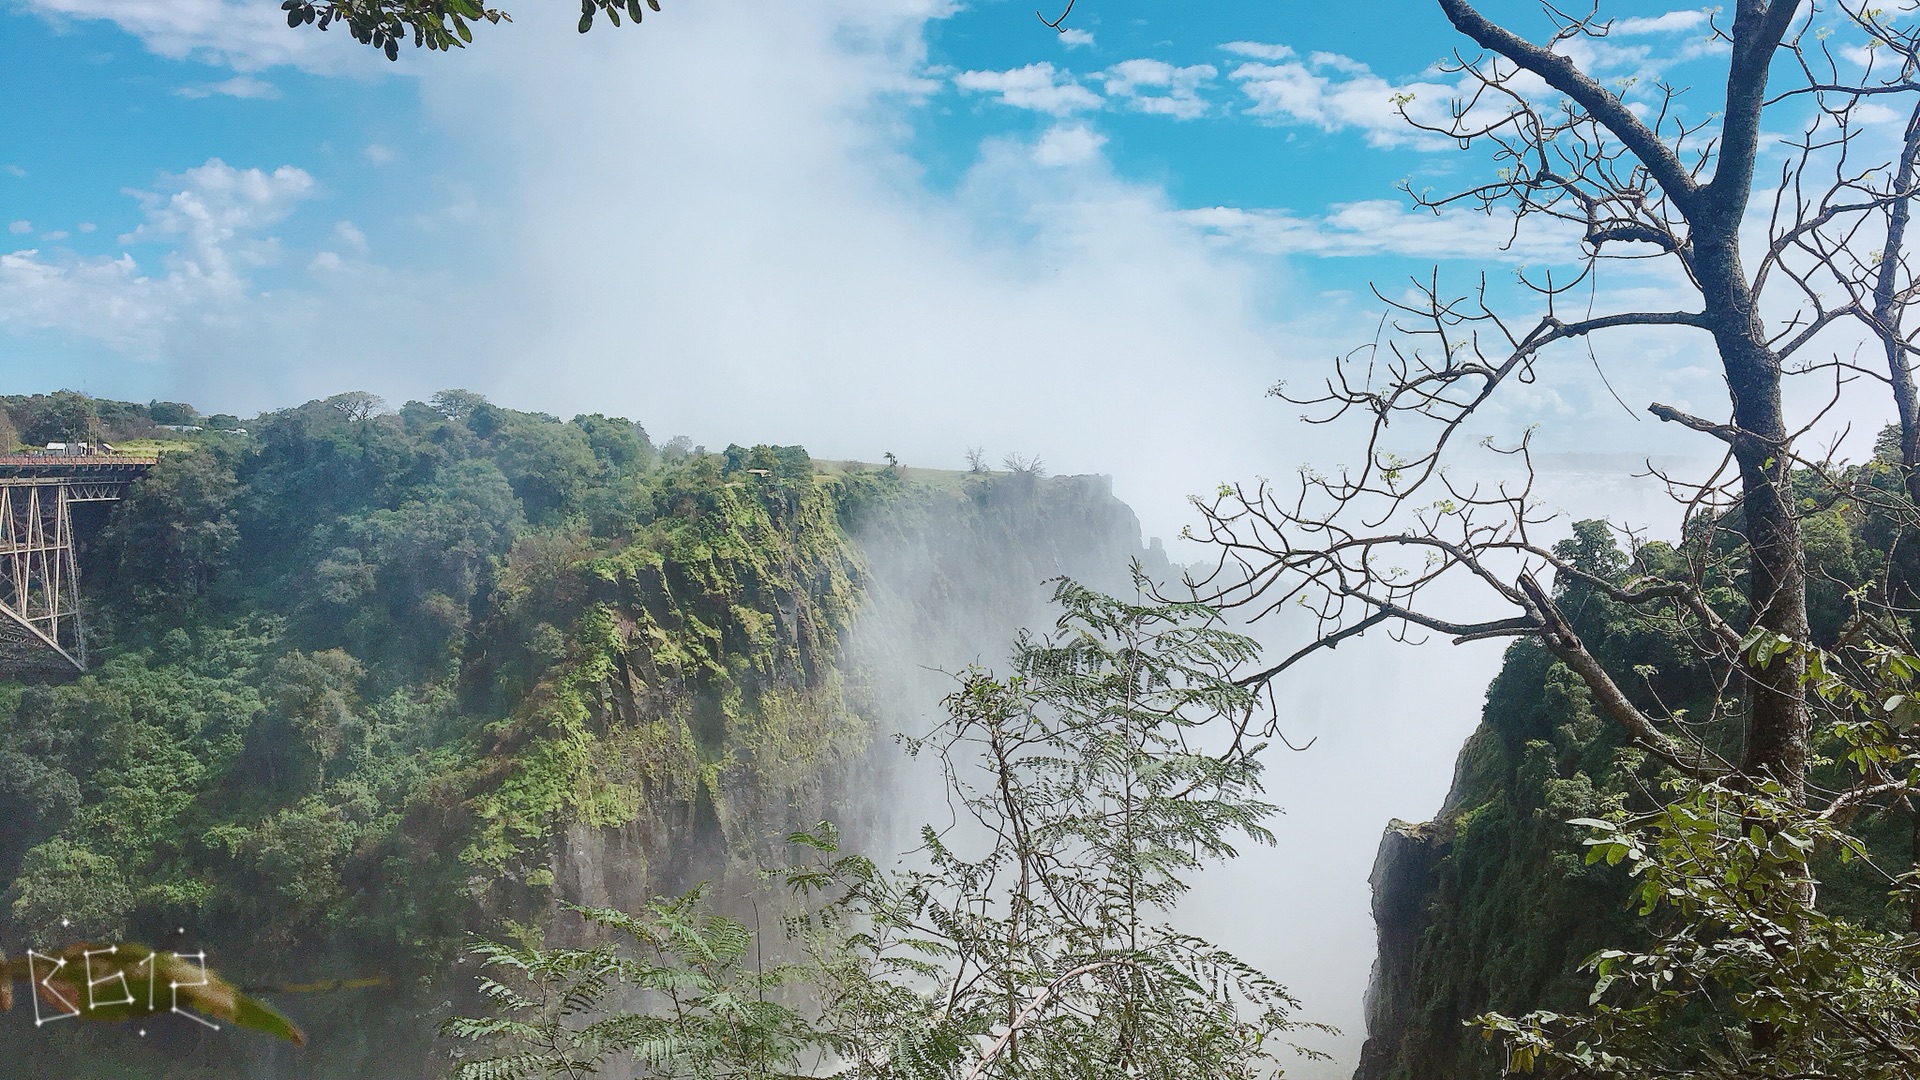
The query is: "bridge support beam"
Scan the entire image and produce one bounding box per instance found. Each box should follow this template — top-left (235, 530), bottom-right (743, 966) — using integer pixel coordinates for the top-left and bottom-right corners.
top-left (0, 483), bottom-right (86, 672)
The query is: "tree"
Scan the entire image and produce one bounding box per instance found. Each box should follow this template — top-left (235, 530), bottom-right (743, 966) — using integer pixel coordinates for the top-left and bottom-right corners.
top-left (326, 390), bottom-right (387, 423)
top-left (277, 0), bottom-right (661, 62)
top-left (8, 391), bottom-right (95, 445)
top-left (441, 889), bottom-right (812, 1080)
top-left (442, 578), bottom-right (1328, 1078)
top-left (1175, 0), bottom-right (1920, 1073)
top-left (146, 400), bottom-right (199, 427)
top-left (429, 389), bottom-right (490, 421)
top-left (96, 446), bottom-right (242, 617)
top-left (793, 578), bottom-right (1325, 1079)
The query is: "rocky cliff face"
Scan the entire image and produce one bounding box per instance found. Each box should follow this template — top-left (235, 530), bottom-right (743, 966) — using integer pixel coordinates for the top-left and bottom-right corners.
top-left (1348, 640), bottom-right (1647, 1080)
top-left (1354, 819), bottom-right (1449, 1080)
top-left (544, 470), bottom-right (1166, 948)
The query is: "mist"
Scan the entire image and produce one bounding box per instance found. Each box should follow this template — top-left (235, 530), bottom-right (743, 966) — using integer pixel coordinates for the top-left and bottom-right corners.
top-left (212, 7), bottom-right (1738, 1074)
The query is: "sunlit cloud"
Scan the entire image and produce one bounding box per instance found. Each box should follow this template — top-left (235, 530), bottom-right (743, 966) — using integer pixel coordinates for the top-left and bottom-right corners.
top-left (175, 75), bottom-right (282, 99)
top-left (1102, 58), bottom-right (1216, 119)
top-left (1226, 52), bottom-right (1461, 147)
top-left (954, 60), bottom-right (1103, 115)
top-left (0, 159), bottom-right (314, 352)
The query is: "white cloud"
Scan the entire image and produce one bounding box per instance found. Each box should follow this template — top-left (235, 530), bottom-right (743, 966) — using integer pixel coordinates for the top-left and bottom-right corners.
top-left (955, 61), bottom-right (1102, 115)
top-left (0, 248), bottom-right (160, 351)
top-left (1102, 58), bottom-right (1216, 120)
top-left (1219, 22), bottom-right (1727, 149)
top-left (1056, 27), bottom-right (1094, 49)
top-left (1227, 52), bottom-right (1461, 147)
top-left (1854, 101), bottom-right (1903, 126)
top-left (16, 0), bottom-right (373, 73)
top-left (1220, 41), bottom-right (1295, 61)
top-left (2, 166), bottom-right (25, 179)
top-left (364, 143), bottom-right (397, 165)
top-left (76, 223), bottom-right (97, 234)
top-left (1546, 12), bottom-right (1728, 88)
top-left (1030, 123), bottom-right (1106, 166)
top-left (332, 221), bottom-right (370, 253)
top-left (8, 222), bottom-right (30, 236)
top-left (121, 160), bottom-right (315, 284)
top-left (42, 230), bottom-right (69, 242)
top-left (0, 159), bottom-right (315, 353)
top-left (1610, 10), bottom-right (1710, 35)
top-left (1306, 50), bottom-right (1369, 75)
top-left (176, 75), bottom-right (282, 99)
top-left (1180, 201), bottom-right (1581, 262)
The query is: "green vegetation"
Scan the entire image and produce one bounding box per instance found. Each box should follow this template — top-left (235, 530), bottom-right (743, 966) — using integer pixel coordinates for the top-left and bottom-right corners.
top-left (0, 387), bottom-right (882, 957)
top-left (0, 390), bottom-right (882, 1067)
top-left (277, 0), bottom-right (661, 62)
top-left (442, 887), bottom-right (809, 1079)
top-left (1367, 463), bottom-right (1920, 1078)
top-left (0, 390), bottom-right (1167, 1074)
top-left (445, 580), bottom-right (1325, 1079)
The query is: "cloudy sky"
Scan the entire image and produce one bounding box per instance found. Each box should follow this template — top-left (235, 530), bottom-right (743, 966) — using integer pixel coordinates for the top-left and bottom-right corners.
top-left (2, 2), bottom-right (1900, 1071)
top-left (0, 0), bottom-right (1765, 536)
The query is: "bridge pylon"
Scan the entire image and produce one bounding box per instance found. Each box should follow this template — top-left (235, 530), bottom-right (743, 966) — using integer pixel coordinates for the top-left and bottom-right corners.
top-left (0, 455), bottom-right (157, 674)
top-left (0, 483), bottom-right (85, 671)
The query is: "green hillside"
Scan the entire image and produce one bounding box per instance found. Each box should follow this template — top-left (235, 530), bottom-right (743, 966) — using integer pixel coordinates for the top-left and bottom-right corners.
top-left (0, 391), bottom-right (1163, 1076)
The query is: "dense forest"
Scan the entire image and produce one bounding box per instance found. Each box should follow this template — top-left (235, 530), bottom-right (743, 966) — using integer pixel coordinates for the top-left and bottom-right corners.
top-left (1356, 465), bottom-right (1920, 1079)
top-left (0, 390), bottom-right (1164, 1077)
top-left (14, 389), bottom-right (1920, 1080)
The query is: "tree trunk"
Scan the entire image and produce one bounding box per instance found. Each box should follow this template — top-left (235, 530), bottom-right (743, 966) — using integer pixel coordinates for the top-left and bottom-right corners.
top-left (1878, 109), bottom-right (1920, 507)
top-left (1695, 222), bottom-right (1811, 803)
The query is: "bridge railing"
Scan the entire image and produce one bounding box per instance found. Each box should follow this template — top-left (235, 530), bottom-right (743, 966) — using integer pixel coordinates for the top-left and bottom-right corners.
top-left (0, 454), bottom-right (162, 466)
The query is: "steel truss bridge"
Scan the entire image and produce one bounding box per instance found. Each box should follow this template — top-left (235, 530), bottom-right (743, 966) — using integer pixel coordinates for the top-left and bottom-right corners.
top-left (0, 456), bottom-right (156, 673)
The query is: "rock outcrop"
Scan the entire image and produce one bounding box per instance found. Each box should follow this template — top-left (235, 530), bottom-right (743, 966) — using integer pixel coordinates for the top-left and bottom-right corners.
top-left (1354, 819), bottom-right (1449, 1080)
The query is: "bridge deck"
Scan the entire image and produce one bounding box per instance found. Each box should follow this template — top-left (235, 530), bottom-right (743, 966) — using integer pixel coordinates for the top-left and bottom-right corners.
top-left (0, 455), bottom-right (159, 483)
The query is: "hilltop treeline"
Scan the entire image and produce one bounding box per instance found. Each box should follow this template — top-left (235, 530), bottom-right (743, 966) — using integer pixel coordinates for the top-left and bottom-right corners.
top-left (0, 391), bottom-right (247, 448)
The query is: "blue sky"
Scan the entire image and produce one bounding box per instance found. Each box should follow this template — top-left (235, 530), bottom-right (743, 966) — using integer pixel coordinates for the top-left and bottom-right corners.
top-left (1, 0), bottom-right (1747, 466)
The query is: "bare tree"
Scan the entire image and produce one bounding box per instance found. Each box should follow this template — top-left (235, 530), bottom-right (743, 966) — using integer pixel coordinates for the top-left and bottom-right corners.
top-left (1194, 0), bottom-right (1920, 815)
top-left (1003, 451), bottom-right (1047, 477)
top-left (325, 391), bottom-right (387, 423)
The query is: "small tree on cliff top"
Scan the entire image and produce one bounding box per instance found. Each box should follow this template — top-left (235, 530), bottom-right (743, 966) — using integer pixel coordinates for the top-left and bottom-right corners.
top-left (443, 578), bottom-right (1328, 1079)
top-left (1175, 0), bottom-right (1920, 1075)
